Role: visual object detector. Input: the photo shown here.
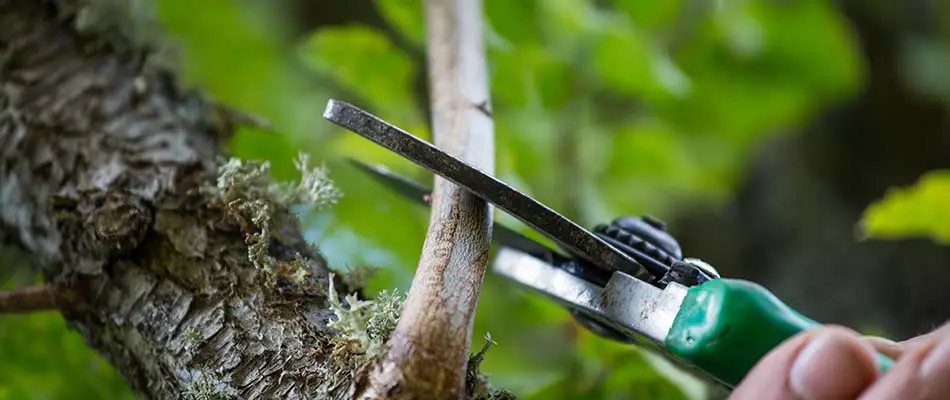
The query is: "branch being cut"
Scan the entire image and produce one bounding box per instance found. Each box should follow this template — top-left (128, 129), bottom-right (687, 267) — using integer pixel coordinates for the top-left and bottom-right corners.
top-left (357, 0), bottom-right (496, 398)
top-left (0, 284), bottom-right (56, 314)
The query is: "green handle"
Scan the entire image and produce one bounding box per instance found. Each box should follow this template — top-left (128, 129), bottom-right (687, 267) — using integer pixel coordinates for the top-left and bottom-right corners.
top-left (664, 278), bottom-right (893, 388)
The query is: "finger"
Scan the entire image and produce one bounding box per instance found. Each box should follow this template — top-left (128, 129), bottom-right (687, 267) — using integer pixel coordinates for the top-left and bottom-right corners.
top-left (730, 326), bottom-right (879, 400)
top-left (729, 332), bottom-right (810, 400)
top-left (897, 322), bottom-right (950, 350)
top-left (864, 323), bottom-right (950, 361)
top-left (860, 327), bottom-right (950, 400)
top-left (865, 336), bottom-right (904, 360)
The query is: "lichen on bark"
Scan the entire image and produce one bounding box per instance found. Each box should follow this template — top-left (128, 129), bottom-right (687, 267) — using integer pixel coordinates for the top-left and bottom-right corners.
top-left (0, 0), bottom-right (513, 398)
top-left (2, 0), bottom-right (364, 397)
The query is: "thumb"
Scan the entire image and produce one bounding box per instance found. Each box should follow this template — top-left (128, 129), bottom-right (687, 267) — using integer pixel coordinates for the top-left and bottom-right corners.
top-left (729, 326), bottom-right (879, 400)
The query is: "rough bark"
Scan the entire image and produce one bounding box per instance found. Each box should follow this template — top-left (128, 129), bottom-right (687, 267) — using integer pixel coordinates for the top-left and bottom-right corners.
top-left (357, 0), bottom-right (496, 399)
top-left (0, 1), bottom-right (362, 398)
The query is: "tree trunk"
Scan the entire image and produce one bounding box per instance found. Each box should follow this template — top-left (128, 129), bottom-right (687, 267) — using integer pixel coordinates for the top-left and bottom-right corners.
top-left (0, 1), bottom-right (390, 398)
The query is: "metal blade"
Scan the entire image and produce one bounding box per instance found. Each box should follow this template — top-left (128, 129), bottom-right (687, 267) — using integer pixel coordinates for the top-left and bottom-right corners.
top-left (346, 157), bottom-right (563, 262)
top-left (324, 99), bottom-right (652, 282)
top-left (345, 158), bottom-right (432, 206)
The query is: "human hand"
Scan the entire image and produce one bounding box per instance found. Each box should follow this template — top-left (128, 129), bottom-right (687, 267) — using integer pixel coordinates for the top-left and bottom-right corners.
top-left (729, 323), bottom-right (950, 399)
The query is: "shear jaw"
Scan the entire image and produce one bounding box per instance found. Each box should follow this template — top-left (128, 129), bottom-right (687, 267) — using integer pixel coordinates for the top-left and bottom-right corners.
top-left (492, 247), bottom-right (688, 349)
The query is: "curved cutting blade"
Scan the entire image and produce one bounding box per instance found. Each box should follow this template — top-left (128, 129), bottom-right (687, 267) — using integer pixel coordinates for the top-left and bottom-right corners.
top-left (324, 99), bottom-right (652, 282)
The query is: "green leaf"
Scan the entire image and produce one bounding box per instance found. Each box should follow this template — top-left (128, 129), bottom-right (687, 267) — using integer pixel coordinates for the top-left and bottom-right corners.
top-left (597, 118), bottom-right (731, 218)
top-left (156, 0), bottom-right (324, 138)
top-left (540, 0), bottom-right (605, 38)
top-left (593, 20), bottom-right (690, 102)
top-left (228, 126), bottom-right (302, 181)
top-left (298, 26), bottom-right (420, 124)
top-left (610, 0), bottom-right (686, 31)
top-left (375, 0), bottom-right (426, 46)
top-left (860, 170), bottom-right (950, 243)
top-left (744, 0), bottom-right (864, 98)
top-left (484, 0), bottom-right (542, 46)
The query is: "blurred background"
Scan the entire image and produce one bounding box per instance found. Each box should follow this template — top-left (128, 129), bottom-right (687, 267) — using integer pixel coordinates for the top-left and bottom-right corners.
top-left (3, 0), bottom-right (950, 398)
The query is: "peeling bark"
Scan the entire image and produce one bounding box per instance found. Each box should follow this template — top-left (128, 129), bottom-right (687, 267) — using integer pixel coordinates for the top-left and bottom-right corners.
top-left (0, 1), bottom-right (352, 398)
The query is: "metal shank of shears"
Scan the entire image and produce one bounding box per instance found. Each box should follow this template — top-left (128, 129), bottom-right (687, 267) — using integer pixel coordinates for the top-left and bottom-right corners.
top-left (323, 99), bottom-right (652, 283)
top-left (492, 246), bottom-right (688, 353)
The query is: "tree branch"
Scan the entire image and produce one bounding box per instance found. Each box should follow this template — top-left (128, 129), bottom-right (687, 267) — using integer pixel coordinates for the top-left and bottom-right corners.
top-left (0, 284), bottom-right (56, 314)
top-left (358, 0), bottom-right (496, 398)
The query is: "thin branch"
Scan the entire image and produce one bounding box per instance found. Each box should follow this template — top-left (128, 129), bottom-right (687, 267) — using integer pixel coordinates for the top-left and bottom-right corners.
top-left (0, 284), bottom-right (57, 314)
top-left (358, 0), bottom-right (495, 398)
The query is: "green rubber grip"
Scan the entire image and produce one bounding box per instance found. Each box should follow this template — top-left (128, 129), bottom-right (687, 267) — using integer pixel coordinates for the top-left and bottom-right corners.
top-left (664, 278), bottom-right (894, 388)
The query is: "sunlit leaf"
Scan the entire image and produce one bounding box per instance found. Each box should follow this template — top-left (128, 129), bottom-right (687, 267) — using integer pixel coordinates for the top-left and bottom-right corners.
top-left (860, 170), bottom-right (950, 243)
top-left (714, 6), bottom-right (765, 59)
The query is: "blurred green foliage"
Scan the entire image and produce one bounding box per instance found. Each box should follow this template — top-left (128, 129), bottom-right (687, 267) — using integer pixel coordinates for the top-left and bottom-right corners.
top-left (0, 278), bottom-right (137, 400)
top-left (857, 22), bottom-right (950, 245)
top-left (1, 0), bottom-right (871, 399)
top-left (861, 170), bottom-right (950, 244)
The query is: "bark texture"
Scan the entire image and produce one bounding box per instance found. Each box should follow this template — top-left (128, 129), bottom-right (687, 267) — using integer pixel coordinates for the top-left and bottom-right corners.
top-left (358, 0), bottom-right (496, 398)
top-left (0, 1), bottom-right (358, 398)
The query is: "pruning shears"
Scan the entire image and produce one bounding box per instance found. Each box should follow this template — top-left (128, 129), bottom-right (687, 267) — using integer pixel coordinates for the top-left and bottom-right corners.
top-left (322, 99), bottom-right (894, 390)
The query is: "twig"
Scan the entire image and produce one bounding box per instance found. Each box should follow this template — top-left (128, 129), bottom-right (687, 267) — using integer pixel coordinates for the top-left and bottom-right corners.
top-left (0, 284), bottom-right (57, 314)
top-left (358, 0), bottom-right (495, 398)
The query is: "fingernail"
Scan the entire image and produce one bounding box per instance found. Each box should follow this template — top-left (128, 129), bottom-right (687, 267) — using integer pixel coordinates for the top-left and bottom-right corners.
top-left (790, 330), bottom-right (875, 399)
top-left (921, 339), bottom-right (950, 398)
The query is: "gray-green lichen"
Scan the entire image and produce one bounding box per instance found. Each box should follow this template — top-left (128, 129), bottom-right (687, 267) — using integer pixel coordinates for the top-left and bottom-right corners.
top-left (326, 273), bottom-right (404, 359)
top-left (315, 273), bottom-right (406, 397)
top-left (180, 370), bottom-right (239, 400)
top-left (202, 152), bottom-right (341, 284)
top-left (199, 152), bottom-right (413, 397)
top-left (278, 154), bottom-right (343, 209)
